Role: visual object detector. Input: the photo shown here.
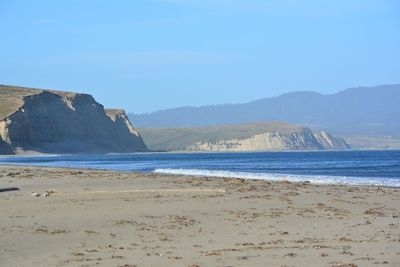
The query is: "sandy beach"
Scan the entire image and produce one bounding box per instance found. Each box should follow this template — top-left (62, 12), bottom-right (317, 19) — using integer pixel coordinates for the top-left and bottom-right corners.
top-left (0, 165), bottom-right (399, 267)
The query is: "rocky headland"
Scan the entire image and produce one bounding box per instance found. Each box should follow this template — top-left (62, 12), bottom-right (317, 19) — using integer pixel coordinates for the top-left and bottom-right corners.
top-left (0, 85), bottom-right (148, 154)
top-left (138, 122), bottom-right (350, 152)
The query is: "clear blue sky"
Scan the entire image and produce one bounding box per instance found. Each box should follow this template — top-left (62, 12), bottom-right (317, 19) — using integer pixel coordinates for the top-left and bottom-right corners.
top-left (1, 0), bottom-right (399, 113)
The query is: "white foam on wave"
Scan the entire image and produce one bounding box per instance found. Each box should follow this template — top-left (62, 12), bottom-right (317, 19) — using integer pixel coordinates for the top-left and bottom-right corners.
top-left (153, 168), bottom-right (400, 187)
top-left (0, 154), bottom-right (60, 160)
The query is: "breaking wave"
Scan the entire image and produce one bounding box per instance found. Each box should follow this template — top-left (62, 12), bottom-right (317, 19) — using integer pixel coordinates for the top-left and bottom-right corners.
top-left (154, 168), bottom-right (400, 187)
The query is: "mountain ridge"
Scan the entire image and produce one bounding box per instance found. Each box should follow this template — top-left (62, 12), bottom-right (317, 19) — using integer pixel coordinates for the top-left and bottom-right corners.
top-left (130, 84), bottom-right (400, 136)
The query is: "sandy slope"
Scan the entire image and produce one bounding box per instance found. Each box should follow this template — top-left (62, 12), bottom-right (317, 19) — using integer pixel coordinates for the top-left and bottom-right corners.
top-left (0, 165), bottom-right (399, 267)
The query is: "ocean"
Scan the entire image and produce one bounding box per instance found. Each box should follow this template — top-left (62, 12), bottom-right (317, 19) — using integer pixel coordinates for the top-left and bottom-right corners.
top-left (1, 150), bottom-right (399, 187)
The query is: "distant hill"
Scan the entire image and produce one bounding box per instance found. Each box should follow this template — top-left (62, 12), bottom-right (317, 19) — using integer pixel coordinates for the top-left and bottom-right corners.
top-left (0, 85), bottom-right (148, 154)
top-left (130, 84), bottom-right (400, 136)
top-left (138, 122), bottom-right (350, 152)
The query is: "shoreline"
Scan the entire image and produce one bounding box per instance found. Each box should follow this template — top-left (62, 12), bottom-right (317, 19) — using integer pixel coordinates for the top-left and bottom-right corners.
top-left (1, 163), bottom-right (399, 189)
top-left (1, 148), bottom-right (400, 157)
top-left (1, 165), bottom-right (399, 266)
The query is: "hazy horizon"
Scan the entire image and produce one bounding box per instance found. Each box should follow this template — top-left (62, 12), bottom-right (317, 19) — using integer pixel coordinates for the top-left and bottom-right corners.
top-left (1, 0), bottom-right (399, 113)
top-left (131, 83), bottom-right (399, 114)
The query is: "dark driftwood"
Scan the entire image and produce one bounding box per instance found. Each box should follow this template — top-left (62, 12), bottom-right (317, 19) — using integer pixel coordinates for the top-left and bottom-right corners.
top-left (0, 187), bottom-right (20, 193)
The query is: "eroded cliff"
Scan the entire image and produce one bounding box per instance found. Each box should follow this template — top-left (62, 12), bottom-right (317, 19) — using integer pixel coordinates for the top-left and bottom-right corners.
top-left (187, 129), bottom-right (350, 151)
top-left (0, 85), bottom-right (148, 154)
top-left (138, 122), bottom-right (350, 151)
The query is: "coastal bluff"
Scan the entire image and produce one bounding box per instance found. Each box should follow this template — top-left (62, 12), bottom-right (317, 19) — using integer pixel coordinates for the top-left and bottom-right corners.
top-left (0, 85), bottom-right (148, 154)
top-left (139, 122), bottom-right (350, 152)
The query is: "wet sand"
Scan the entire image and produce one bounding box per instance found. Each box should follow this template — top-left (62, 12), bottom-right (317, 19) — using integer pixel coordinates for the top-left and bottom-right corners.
top-left (0, 165), bottom-right (399, 267)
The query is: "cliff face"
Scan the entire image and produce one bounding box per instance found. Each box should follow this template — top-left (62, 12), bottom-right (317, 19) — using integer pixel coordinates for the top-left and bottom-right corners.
top-left (187, 129), bottom-right (350, 152)
top-left (138, 122), bottom-right (350, 152)
top-left (0, 85), bottom-right (148, 154)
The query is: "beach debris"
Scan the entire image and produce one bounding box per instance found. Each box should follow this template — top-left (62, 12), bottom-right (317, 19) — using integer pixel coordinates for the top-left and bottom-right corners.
top-left (34, 226), bottom-right (49, 233)
top-left (364, 208), bottom-right (385, 216)
top-left (43, 189), bottom-right (56, 197)
top-left (168, 256), bottom-right (182, 260)
top-left (330, 263), bottom-right (358, 267)
top-left (50, 229), bottom-right (67, 235)
top-left (112, 255), bottom-right (125, 259)
top-left (31, 192), bottom-right (40, 197)
top-left (0, 187), bottom-right (20, 193)
top-left (29, 189), bottom-right (56, 197)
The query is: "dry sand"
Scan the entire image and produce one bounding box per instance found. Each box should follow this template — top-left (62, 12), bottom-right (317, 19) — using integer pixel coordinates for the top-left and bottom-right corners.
top-left (0, 165), bottom-right (399, 267)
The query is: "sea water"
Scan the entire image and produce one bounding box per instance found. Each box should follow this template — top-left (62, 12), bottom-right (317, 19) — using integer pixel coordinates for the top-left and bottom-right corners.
top-left (1, 150), bottom-right (399, 187)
